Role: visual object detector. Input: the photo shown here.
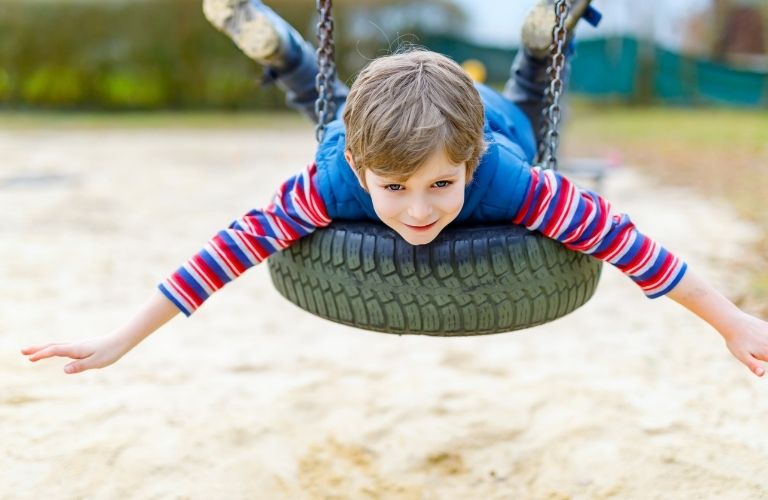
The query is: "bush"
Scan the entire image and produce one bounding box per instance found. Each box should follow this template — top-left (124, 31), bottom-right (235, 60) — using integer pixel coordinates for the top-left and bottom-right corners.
top-left (0, 0), bottom-right (464, 110)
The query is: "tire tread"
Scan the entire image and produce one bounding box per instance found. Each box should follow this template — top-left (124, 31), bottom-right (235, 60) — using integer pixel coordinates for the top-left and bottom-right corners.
top-left (268, 222), bottom-right (601, 336)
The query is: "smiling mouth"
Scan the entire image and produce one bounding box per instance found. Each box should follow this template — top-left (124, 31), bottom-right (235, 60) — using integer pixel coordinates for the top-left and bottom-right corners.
top-left (404, 221), bottom-right (437, 231)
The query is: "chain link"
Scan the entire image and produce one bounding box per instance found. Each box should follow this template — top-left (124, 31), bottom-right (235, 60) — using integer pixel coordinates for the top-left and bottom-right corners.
top-left (314, 0), bottom-right (337, 143)
top-left (536, 0), bottom-right (571, 171)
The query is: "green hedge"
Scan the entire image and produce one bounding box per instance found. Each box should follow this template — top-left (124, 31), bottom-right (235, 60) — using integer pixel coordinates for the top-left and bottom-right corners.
top-left (0, 0), bottom-right (309, 109)
top-left (0, 0), bottom-right (460, 110)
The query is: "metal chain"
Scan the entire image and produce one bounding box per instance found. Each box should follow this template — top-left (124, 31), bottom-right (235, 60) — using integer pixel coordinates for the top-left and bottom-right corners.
top-left (536, 83), bottom-right (553, 164)
top-left (314, 0), bottom-right (337, 143)
top-left (536, 0), bottom-right (571, 171)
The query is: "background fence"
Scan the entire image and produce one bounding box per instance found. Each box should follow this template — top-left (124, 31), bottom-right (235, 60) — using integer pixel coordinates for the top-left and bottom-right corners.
top-left (424, 35), bottom-right (768, 107)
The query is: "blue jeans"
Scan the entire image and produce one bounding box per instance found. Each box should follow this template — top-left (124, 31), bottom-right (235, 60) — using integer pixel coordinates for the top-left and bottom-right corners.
top-left (266, 40), bottom-right (349, 123)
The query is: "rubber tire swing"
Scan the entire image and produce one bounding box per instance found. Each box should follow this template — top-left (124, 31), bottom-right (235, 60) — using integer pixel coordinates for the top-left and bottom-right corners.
top-left (267, 0), bottom-right (602, 336)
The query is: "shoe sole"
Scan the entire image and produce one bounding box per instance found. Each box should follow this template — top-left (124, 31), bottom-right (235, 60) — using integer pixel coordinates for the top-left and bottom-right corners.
top-left (202, 0), bottom-right (280, 62)
top-left (522, 0), bottom-right (593, 57)
top-left (521, 3), bottom-right (556, 56)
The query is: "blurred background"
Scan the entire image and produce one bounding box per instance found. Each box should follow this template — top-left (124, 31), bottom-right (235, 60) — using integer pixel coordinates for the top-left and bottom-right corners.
top-left (0, 0), bottom-right (766, 109)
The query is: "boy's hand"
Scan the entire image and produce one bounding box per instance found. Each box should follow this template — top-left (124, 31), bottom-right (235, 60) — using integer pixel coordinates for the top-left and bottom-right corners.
top-left (667, 270), bottom-right (768, 378)
top-left (721, 312), bottom-right (768, 378)
top-left (21, 290), bottom-right (181, 375)
top-left (21, 333), bottom-right (132, 374)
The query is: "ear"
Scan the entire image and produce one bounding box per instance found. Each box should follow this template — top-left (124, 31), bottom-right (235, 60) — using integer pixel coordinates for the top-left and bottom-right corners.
top-left (344, 150), bottom-right (366, 189)
top-left (343, 149), bottom-right (355, 169)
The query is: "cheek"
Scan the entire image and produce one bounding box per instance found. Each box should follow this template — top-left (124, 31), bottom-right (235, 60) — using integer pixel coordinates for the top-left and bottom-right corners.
top-left (369, 192), bottom-right (403, 220)
top-left (435, 187), bottom-right (465, 215)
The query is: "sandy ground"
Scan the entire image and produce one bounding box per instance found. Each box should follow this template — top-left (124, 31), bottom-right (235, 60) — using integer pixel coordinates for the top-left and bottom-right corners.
top-left (1, 124), bottom-right (767, 500)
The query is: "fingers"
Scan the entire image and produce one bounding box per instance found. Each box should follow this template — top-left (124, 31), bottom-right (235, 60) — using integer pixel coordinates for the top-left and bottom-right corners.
top-left (25, 343), bottom-right (89, 363)
top-left (64, 362), bottom-right (87, 375)
top-left (752, 349), bottom-right (768, 362)
top-left (726, 339), bottom-right (767, 378)
top-left (23, 344), bottom-right (96, 374)
top-left (747, 345), bottom-right (768, 377)
top-left (20, 342), bottom-right (65, 355)
top-left (22, 337), bottom-right (122, 375)
top-left (741, 353), bottom-right (765, 377)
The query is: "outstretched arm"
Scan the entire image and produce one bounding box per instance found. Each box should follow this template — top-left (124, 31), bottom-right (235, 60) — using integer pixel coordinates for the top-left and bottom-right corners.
top-left (513, 166), bottom-right (768, 377)
top-left (666, 270), bottom-right (768, 377)
top-left (22, 163), bottom-right (332, 374)
top-left (22, 290), bottom-right (179, 374)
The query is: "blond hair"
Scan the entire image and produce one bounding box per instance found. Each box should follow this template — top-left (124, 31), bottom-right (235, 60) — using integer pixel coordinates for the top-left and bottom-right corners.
top-left (342, 49), bottom-right (486, 184)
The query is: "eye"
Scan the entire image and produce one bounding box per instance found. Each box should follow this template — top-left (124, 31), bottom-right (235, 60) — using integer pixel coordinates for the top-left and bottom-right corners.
top-left (433, 180), bottom-right (452, 188)
top-left (384, 184), bottom-right (404, 192)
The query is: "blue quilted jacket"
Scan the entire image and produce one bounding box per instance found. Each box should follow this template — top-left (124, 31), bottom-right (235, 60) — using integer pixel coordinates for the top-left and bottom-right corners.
top-left (314, 83), bottom-right (537, 224)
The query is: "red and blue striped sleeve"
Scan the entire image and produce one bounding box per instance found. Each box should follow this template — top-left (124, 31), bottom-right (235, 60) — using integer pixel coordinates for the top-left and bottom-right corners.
top-left (159, 163), bottom-right (332, 316)
top-left (512, 167), bottom-right (687, 298)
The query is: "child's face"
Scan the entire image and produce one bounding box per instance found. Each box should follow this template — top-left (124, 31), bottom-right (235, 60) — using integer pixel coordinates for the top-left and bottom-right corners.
top-left (351, 148), bottom-right (466, 245)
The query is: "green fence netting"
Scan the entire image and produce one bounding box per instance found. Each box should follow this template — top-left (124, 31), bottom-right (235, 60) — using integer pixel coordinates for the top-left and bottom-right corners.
top-left (655, 47), bottom-right (767, 106)
top-left (424, 36), bottom-right (767, 107)
top-left (568, 37), bottom-right (640, 98)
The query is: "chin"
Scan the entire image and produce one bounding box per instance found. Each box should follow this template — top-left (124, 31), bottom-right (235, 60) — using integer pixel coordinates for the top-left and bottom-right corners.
top-left (399, 231), bottom-right (439, 246)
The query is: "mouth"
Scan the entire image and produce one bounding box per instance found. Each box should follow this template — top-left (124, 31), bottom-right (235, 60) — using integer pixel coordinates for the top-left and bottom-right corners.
top-left (403, 221), bottom-right (438, 232)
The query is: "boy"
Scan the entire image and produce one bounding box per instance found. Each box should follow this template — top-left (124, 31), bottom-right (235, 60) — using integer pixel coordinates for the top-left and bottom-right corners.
top-left (22, 1), bottom-right (768, 377)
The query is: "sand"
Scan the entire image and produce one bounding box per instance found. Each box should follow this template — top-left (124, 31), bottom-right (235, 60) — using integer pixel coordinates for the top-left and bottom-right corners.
top-left (1, 124), bottom-right (767, 499)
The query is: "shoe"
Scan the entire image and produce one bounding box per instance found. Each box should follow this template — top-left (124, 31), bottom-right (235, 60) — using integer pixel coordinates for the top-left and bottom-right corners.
top-left (521, 0), bottom-right (601, 58)
top-left (202, 0), bottom-right (302, 69)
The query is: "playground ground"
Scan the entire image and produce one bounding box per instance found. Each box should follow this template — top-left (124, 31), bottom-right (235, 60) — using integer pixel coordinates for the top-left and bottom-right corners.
top-left (1, 111), bottom-right (767, 499)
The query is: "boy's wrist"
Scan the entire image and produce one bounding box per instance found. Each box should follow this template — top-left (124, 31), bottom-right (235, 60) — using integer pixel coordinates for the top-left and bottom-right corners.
top-left (111, 327), bottom-right (143, 351)
top-left (715, 309), bottom-right (749, 342)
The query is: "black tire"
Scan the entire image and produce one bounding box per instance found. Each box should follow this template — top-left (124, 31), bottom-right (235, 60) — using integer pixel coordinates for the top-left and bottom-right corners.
top-left (267, 222), bottom-right (602, 336)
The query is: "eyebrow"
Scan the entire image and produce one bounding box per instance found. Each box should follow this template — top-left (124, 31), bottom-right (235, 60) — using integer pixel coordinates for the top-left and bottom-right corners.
top-left (374, 167), bottom-right (462, 185)
top-left (425, 169), bottom-right (461, 184)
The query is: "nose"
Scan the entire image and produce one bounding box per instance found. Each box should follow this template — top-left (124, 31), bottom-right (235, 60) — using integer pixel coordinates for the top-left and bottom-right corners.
top-left (407, 196), bottom-right (433, 222)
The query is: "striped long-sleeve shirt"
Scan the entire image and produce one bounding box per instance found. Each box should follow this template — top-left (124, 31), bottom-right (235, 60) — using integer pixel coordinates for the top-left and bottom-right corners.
top-left (159, 164), bottom-right (686, 316)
